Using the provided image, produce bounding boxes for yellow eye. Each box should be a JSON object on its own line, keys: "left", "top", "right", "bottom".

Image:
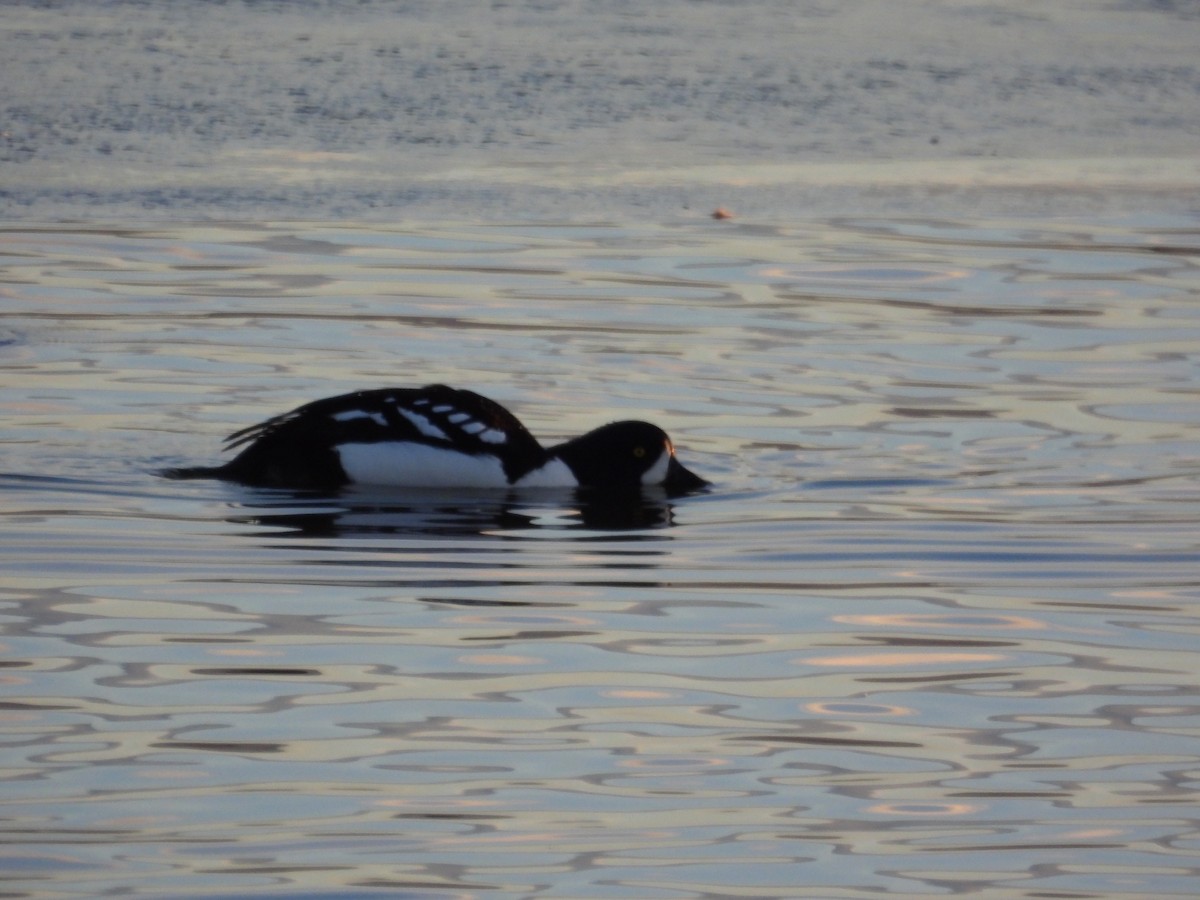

{"left": 632, "top": 446, "right": 646, "bottom": 458}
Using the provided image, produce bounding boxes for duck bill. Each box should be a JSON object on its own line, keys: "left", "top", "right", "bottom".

{"left": 663, "top": 455, "right": 709, "bottom": 493}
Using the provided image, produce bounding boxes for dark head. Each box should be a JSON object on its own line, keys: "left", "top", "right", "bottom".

{"left": 549, "top": 420, "right": 709, "bottom": 493}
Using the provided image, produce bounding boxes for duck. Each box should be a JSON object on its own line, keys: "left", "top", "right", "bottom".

{"left": 164, "top": 384, "right": 709, "bottom": 493}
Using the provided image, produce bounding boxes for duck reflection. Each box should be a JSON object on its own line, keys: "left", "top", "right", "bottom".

{"left": 222, "top": 485, "right": 689, "bottom": 539}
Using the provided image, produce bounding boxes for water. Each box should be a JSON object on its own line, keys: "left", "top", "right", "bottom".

{"left": 2, "top": 217, "right": 1199, "bottom": 898}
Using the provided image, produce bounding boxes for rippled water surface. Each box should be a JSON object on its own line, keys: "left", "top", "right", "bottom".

{"left": 2, "top": 218, "right": 1199, "bottom": 898}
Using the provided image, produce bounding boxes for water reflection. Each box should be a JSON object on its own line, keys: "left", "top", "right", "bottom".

{"left": 216, "top": 485, "right": 692, "bottom": 538}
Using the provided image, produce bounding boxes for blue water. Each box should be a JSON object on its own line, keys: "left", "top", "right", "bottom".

{"left": 2, "top": 216, "right": 1199, "bottom": 898}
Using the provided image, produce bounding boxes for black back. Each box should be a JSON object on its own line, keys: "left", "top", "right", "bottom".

{"left": 204, "top": 385, "right": 546, "bottom": 487}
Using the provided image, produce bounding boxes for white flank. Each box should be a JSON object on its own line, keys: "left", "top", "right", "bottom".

{"left": 513, "top": 458, "right": 576, "bottom": 488}
{"left": 640, "top": 449, "right": 671, "bottom": 485}
{"left": 331, "top": 410, "right": 388, "bottom": 426}
{"left": 337, "top": 442, "right": 509, "bottom": 487}
{"left": 396, "top": 408, "right": 448, "bottom": 440}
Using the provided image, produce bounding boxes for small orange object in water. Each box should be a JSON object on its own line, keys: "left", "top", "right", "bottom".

{"left": 711, "top": 207, "right": 734, "bottom": 219}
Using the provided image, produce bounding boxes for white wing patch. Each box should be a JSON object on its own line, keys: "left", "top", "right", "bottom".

{"left": 337, "top": 442, "right": 510, "bottom": 487}
{"left": 478, "top": 428, "right": 508, "bottom": 445}
{"left": 331, "top": 410, "right": 388, "bottom": 427}
{"left": 396, "top": 408, "right": 448, "bottom": 440}
{"left": 409, "top": 399, "right": 510, "bottom": 445}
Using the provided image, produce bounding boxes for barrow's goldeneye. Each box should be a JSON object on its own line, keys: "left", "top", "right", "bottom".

{"left": 164, "top": 384, "right": 709, "bottom": 493}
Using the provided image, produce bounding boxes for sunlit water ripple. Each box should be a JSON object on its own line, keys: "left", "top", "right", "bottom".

{"left": 2, "top": 217, "right": 1199, "bottom": 898}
